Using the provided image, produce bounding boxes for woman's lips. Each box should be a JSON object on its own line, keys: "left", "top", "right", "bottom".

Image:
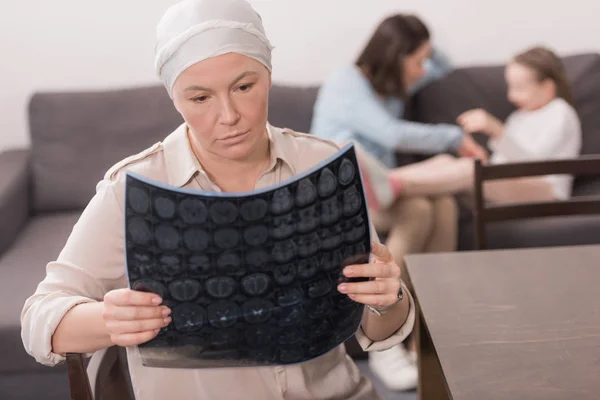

{"left": 219, "top": 130, "right": 249, "bottom": 143}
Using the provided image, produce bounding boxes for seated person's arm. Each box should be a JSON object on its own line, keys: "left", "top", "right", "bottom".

{"left": 338, "top": 88, "right": 464, "bottom": 155}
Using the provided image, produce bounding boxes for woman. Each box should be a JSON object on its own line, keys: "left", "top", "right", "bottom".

{"left": 310, "top": 15, "right": 486, "bottom": 391}
{"left": 21, "top": 1, "right": 415, "bottom": 399}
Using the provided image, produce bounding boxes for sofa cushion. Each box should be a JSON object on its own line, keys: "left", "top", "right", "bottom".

{"left": 0, "top": 149, "right": 30, "bottom": 256}
{"left": 563, "top": 53, "right": 600, "bottom": 155}
{"left": 0, "top": 212, "right": 80, "bottom": 374}
{"left": 29, "top": 86, "right": 183, "bottom": 213}
{"left": 0, "top": 371, "right": 70, "bottom": 400}
{"left": 563, "top": 54, "right": 600, "bottom": 190}
{"left": 268, "top": 84, "right": 319, "bottom": 134}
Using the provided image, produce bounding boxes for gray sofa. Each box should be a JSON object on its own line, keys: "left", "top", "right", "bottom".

{"left": 1, "top": 53, "right": 599, "bottom": 399}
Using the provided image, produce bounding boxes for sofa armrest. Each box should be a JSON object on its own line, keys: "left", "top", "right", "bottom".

{"left": 0, "top": 149, "right": 31, "bottom": 256}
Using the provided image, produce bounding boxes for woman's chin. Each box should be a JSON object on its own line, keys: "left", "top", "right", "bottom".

{"left": 217, "top": 140, "right": 257, "bottom": 161}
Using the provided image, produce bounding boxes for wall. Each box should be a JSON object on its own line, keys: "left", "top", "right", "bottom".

{"left": 0, "top": 0, "right": 597, "bottom": 150}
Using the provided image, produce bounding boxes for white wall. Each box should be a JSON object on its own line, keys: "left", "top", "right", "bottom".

{"left": 1, "top": 0, "right": 598, "bottom": 151}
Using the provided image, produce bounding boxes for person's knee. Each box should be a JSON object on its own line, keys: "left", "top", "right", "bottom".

{"left": 457, "top": 157, "right": 475, "bottom": 172}
{"left": 433, "top": 153, "right": 455, "bottom": 164}
{"left": 434, "top": 195, "right": 458, "bottom": 216}
{"left": 401, "top": 196, "right": 434, "bottom": 220}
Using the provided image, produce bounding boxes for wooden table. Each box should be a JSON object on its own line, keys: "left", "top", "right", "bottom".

{"left": 405, "top": 245, "right": 600, "bottom": 400}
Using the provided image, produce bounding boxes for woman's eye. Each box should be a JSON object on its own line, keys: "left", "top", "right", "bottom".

{"left": 193, "top": 95, "right": 209, "bottom": 103}
{"left": 238, "top": 84, "right": 253, "bottom": 92}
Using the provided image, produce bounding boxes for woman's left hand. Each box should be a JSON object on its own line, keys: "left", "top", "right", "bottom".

{"left": 337, "top": 242, "right": 402, "bottom": 309}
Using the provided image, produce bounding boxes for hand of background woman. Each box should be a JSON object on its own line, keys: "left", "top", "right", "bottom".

{"left": 102, "top": 289, "right": 171, "bottom": 347}
{"left": 457, "top": 108, "right": 503, "bottom": 138}
{"left": 457, "top": 133, "right": 489, "bottom": 163}
{"left": 337, "top": 242, "right": 402, "bottom": 309}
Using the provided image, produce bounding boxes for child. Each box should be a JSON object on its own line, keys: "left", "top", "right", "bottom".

{"left": 358, "top": 46, "right": 582, "bottom": 208}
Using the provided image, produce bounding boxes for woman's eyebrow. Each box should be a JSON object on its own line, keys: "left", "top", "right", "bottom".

{"left": 184, "top": 84, "right": 211, "bottom": 92}
{"left": 231, "top": 71, "right": 258, "bottom": 85}
{"left": 184, "top": 71, "right": 258, "bottom": 92}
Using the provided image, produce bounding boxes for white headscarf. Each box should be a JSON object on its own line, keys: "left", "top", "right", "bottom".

{"left": 155, "top": 0, "right": 274, "bottom": 96}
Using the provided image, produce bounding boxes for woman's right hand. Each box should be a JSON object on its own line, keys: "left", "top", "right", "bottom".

{"left": 102, "top": 289, "right": 171, "bottom": 347}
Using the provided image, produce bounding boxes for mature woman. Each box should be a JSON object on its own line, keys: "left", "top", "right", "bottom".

{"left": 21, "top": 1, "right": 414, "bottom": 399}
{"left": 311, "top": 15, "right": 487, "bottom": 391}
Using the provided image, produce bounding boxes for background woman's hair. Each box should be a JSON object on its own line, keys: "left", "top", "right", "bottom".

{"left": 514, "top": 46, "right": 574, "bottom": 106}
{"left": 356, "top": 14, "right": 430, "bottom": 98}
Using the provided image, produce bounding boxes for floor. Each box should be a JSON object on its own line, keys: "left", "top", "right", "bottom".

{"left": 356, "top": 360, "right": 418, "bottom": 400}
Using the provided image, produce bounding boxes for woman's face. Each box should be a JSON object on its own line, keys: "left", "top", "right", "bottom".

{"left": 505, "top": 61, "right": 555, "bottom": 111}
{"left": 403, "top": 40, "right": 432, "bottom": 89}
{"left": 171, "top": 53, "right": 271, "bottom": 161}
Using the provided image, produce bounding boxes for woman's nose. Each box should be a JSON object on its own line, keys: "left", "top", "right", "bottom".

{"left": 219, "top": 96, "right": 241, "bottom": 125}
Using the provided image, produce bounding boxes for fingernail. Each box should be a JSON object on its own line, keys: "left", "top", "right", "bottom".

{"left": 344, "top": 267, "right": 354, "bottom": 276}
{"left": 163, "top": 317, "right": 172, "bottom": 324}
{"left": 338, "top": 284, "right": 348, "bottom": 293}
{"left": 349, "top": 294, "right": 356, "bottom": 299}
{"left": 152, "top": 297, "right": 162, "bottom": 305}
{"left": 162, "top": 307, "right": 171, "bottom": 317}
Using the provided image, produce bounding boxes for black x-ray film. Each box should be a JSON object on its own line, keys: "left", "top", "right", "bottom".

{"left": 124, "top": 143, "right": 372, "bottom": 368}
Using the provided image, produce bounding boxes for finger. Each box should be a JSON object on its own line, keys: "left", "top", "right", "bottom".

{"left": 103, "top": 305, "right": 171, "bottom": 321}
{"left": 338, "top": 280, "right": 390, "bottom": 295}
{"left": 104, "top": 288, "right": 162, "bottom": 307}
{"left": 110, "top": 329, "right": 161, "bottom": 347}
{"left": 344, "top": 262, "right": 400, "bottom": 279}
{"left": 347, "top": 294, "right": 400, "bottom": 309}
{"left": 370, "top": 241, "right": 393, "bottom": 263}
{"left": 106, "top": 317, "right": 171, "bottom": 335}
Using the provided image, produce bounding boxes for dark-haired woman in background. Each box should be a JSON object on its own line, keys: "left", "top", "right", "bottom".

{"left": 311, "top": 14, "right": 487, "bottom": 391}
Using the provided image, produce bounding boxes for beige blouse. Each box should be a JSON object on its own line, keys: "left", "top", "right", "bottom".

{"left": 21, "top": 123, "right": 415, "bottom": 400}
